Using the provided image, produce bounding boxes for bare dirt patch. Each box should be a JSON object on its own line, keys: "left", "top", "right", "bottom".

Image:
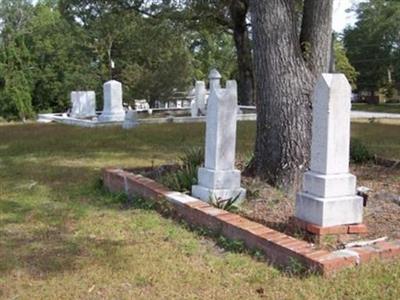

{"left": 352, "top": 164, "right": 400, "bottom": 240}
{"left": 133, "top": 162, "right": 400, "bottom": 249}
{"left": 240, "top": 164, "right": 400, "bottom": 245}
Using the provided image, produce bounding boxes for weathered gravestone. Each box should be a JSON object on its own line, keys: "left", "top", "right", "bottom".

{"left": 70, "top": 91, "right": 96, "bottom": 118}
{"left": 99, "top": 80, "right": 125, "bottom": 122}
{"left": 190, "top": 99, "right": 198, "bottom": 117}
{"left": 122, "top": 110, "right": 139, "bottom": 129}
{"left": 192, "top": 70, "right": 246, "bottom": 202}
{"left": 191, "top": 81, "right": 207, "bottom": 117}
{"left": 295, "top": 73, "right": 363, "bottom": 227}
{"left": 195, "top": 80, "right": 207, "bottom": 115}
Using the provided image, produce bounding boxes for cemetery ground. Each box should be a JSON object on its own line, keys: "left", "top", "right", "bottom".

{"left": 352, "top": 103, "right": 400, "bottom": 114}
{"left": 0, "top": 122, "right": 399, "bottom": 299}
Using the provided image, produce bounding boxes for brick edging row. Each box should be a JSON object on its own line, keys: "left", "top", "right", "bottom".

{"left": 103, "top": 167, "right": 400, "bottom": 276}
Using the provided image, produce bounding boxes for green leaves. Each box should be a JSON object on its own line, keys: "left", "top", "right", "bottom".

{"left": 343, "top": 0, "right": 400, "bottom": 93}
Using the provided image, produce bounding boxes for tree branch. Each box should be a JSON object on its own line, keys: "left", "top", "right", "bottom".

{"left": 300, "top": 0, "right": 333, "bottom": 75}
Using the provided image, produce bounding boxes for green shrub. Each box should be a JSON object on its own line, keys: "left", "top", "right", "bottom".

{"left": 160, "top": 147, "right": 204, "bottom": 193}
{"left": 350, "top": 138, "right": 372, "bottom": 163}
{"left": 209, "top": 193, "right": 241, "bottom": 212}
{"left": 179, "top": 147, "right": 204, "bottom": 171}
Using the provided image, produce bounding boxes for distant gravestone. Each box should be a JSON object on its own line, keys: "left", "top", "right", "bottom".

{"left": 122, "top": 110, "right": 139, "bottom": 129}
{"left": 190, "top": 99, "right": 198, "bottom": 117}
{"left": 195, "top": 81, "right": 207, "bottom": 115}
{"left": 99, "top": 80, "right": 125, "bottom": 122}
{"left": 295, "top": 74, "right": 363, "bottom": 227}
{"left": 134, "top": 99, "right": 150, "bottom": 111}
{"left": 192, "top": 70, "right": 246, "bottom": 202}
{"left": 70, "top": 91, "right": 96, "bottom": 119}
{"left": 190, "top": 81, "right": 207, "bottom": 117}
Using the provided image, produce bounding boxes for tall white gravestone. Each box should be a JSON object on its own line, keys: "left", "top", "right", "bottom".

{"left": 192, "top": 70, "right": 246, "bottom": 202}
{"left": 70, "top": 91, "right": 96, "bottom": 118}
{"left": 99, "top": 80, "right": 125, "bottom": 122}
{"left": 295, "top": 73, "right": 363, "bottom": 227}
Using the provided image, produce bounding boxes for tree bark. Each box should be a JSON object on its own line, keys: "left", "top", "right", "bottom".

{"left": 229, "top": 0, "right": 254, "bottom": 105}
{"left": 249, "top": 0, "right": 332, "bottom": 193}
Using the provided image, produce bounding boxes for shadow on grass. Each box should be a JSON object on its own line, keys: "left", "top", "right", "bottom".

{"left": 114, "top": 191, "right": 314, "bottom": 278}
{"left": 0, "top": 157, "right": 312, "bottom": 279}
{"left": 0, "top": 224, "right": 134, "bottom": 279}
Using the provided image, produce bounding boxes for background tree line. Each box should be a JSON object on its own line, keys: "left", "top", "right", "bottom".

{"left": 0, "top": 0, "right": 398, "bottom": 192}
{"left": 0, "top": 0, "right": 238, "bottom": 120}
{"left": 0, "top": 0, "right": 369, "bottom": 122}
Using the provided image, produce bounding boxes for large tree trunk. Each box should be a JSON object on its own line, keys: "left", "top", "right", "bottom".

{"left": 249, "top": 0, "right": 332, "bottom": 193}
{"left": 229, "top": 0, "right": 254, "bottom": 105}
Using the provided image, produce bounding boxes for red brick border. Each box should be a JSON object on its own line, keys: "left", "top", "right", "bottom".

{"left": 103, "top": 167, "right": 400, "bottom": 276}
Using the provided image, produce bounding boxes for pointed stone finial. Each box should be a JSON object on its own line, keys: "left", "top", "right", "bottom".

{"left": 209, "top": 69, "right": 222, "bottom": 91}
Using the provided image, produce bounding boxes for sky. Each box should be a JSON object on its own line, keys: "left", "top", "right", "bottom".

{"left": 333, "top": 0, "right": 367, "bottom": 32}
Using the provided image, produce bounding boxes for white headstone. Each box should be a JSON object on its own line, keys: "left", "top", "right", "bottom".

{"left": 99, "top": 80, "right": 125, "bottom": 122}
{"left": 122, "top": 110, "right": 139, "bottom": 129}
{"left": 195, "top": 81, "right": 207, "bottom": 115}
{"left": 192, "top": 70, "right": 246, "bottom": 203}
{"left": 295, "top": 73, "right": 363, "bottom": 227}
{"left": 190, "top": 99, "right": 198, "bottom": 117}
{"left": 135, "top": 99, "right": 150, "bottom": 111}
{"left": 70, "top": 91, "right": 96, "bottom": 118}
{"left": 209, "top": 69, "right": 221, "bottom": 91}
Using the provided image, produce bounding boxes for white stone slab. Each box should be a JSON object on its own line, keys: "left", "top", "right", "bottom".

{"left": 165, "top": 191, "right": 199, "bottom": 205}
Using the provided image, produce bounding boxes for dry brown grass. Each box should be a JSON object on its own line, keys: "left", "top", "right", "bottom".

{"left": 0, "top": 122, "right": 400, "bottom": 299}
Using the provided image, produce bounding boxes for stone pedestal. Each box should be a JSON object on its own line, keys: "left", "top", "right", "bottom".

{"left": 70, "top": 91, "right": 96, "bottom": 118}
{"left": 192, "top": 70, "right": 246, "bottom": 202}
{"left": 99, "top": 80, "right": 125, "bottom": 122}
{"left": 295, "top": 74, "right": 363, "bottom": 227}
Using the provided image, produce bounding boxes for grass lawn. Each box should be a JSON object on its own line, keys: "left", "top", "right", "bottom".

{"left": 352, "top": 103, "right": 400, "bottom": 114}
{"left": 352, "top": 122, "right": 400, "bottom": 160}
{"left": 0, "top": 122, "right": 400, "bottom": 299}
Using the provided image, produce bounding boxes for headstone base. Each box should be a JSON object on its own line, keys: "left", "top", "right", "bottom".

{"left": 303, "top": 172, "right": 356, "bottom": 198}
{"left": 99, "top": 112, "right": 125, "bottom": 122}
{"left": 192, "top": 185, "right": 246, "bottom": 203}
{"left": 197, "top": 167, "right": 241, "bottom": 189}
{"left": 295, "top": 193, "right": 363, "bottom": 227}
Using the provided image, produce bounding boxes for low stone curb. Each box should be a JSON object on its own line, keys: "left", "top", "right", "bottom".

{"left": 103, "top": 167, "right": 400, "bottom": 276}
